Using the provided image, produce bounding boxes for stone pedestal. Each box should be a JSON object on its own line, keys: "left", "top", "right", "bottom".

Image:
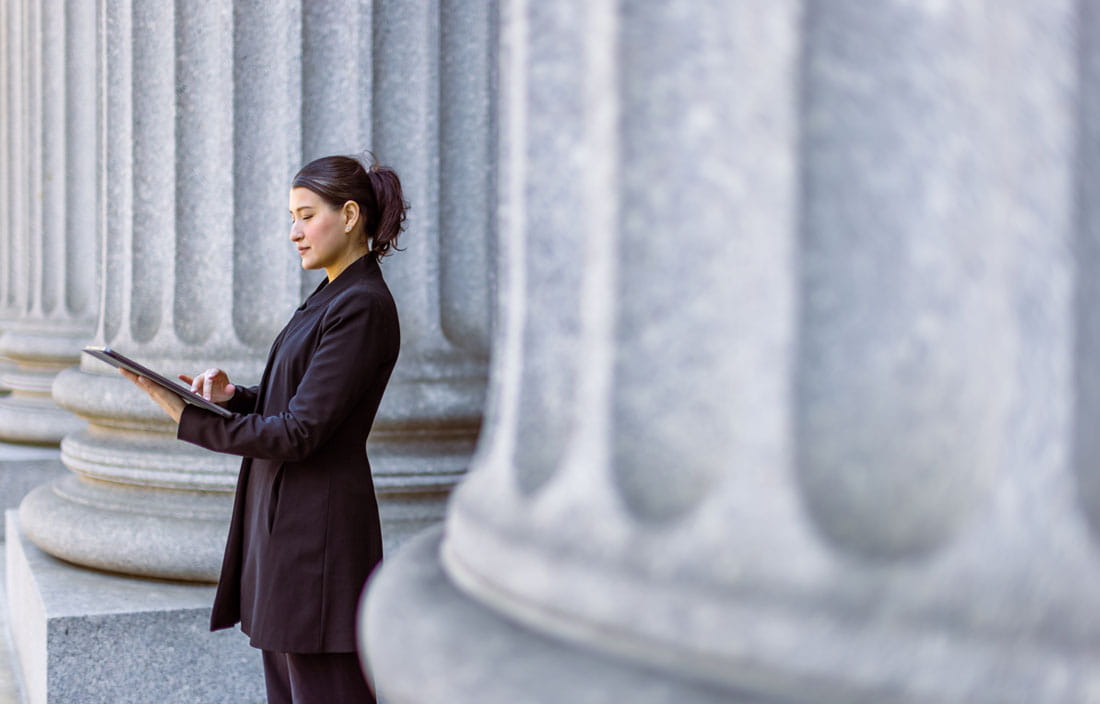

{"left": 6, "top": 511, "right": 264, "bottom": 704}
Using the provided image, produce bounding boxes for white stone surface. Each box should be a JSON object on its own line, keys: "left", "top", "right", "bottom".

{"left": 0, "top": 556, "right": 24, "bottom": 704}
{"left": 6, "top": 511, "right": 263, "bottom": 704}
{"left": 365, "top": 0, "right": 494, "bottom": 526}
{"left": 0, "top": 0, "right": 97, "bottom": 446}
{"left": 364, "top": 528, "right": 751, "bottom": 704}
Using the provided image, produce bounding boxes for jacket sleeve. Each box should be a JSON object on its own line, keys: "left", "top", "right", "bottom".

{"left": 177, "top": 294, "right": 394, "bottom": 461}
{"left": 225, "top": 385, "right": 258, "bottom": 414}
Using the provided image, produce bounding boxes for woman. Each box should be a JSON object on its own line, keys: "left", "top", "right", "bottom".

{"left": 124, "top": 154, "right": 405, "bottom": 703}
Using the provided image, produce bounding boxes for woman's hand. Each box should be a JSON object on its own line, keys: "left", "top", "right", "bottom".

{"left": 179, "top": 368, "right": 237, "bottom": 404}
{"left": 120, "top": 369, "right": 186, "bottom": 424}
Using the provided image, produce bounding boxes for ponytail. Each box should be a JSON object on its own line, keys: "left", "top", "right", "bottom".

{"left": 365, "top": 164, "right": 407, "bottom": 258}
{"left": 292, "top": 152, "right": 409, "bottom": 259}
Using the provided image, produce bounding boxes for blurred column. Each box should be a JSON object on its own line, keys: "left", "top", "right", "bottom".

{"left": 19, "top": 0, "right": 305, "bottom": 581}
{"left": 364, "top": 2, "right": 1100, "bottom": 703}
{"left": 435, "top": 0, "right": 805, "bottom": 693}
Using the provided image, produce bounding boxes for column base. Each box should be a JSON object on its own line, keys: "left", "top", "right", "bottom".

{"left": 5, "top": 511, "right": 265, "bottom": 704}
{"left": 377, "top": 489, "right": 451, "bottom": 554}
{"left": 0, "top": 328, "right": 90, "bottom": 445}
{"left": 360, "top": 527, "right": 750, "bottom": 704}
{"left": 0, "top": 394, "right": 84, "bottom": 446}
{"left": 0, "top": 444, "right": 66, "bottom": 538}
{"left": 369, "top": 425, "right": 473, "bottom": 554}
{"left": 18, "top": 476, "right": 231, "bottom": 583}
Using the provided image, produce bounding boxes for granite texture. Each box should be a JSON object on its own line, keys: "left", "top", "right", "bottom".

{"left": 365, "top": 1, "right": 1100, "bottom": 703}
{"left": 366, "top": 0, "right": 493, "bottom": 507}
{"left": 18, "top": 477, "right": 232, "bottom": 582}
{"left": 6, "top": 511, "right": 264, "bottom": 704}
{"left": 0, "top": 0, "right": 96, "bottom": 446}
{"left": 0, "top": 543, "right": 26, "bottom": 704}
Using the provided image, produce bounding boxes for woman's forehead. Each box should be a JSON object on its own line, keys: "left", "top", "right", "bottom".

{"left": 289, "top": 187, "right": 323, "bottom": 210}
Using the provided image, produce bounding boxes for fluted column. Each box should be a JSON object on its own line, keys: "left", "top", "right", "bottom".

{"left": 364, "top": 1, "right": 1100, "bottom": 702}
{"left": 0, "top": 0, "right": 10, "bottom": 325}
{"left": 19, "top": 0, "right": 306, "bottom": 582}
{"left": 364, "top": 0, "right": 493, "bottom": 544}
{"left": 0, "top": 0, "right": 29, "bottom": 390}
{"left": 443, "top": 0, "right": 806, "bottom": 686}
{"left": 0, "top": 0, "right": 97, "bottom": 445}
{"left": 303, "top": 0, "right": 494, "bottom": 546}
{"left": 0, "top": 0, "right": 14, "bottom": 397}
{"left": 17, "top": 0, "right": 494, "bottom": 581}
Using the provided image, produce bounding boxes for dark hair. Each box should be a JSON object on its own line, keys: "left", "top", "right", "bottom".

{"left": 292, "top": 153, "right": 408, "bottom": 258}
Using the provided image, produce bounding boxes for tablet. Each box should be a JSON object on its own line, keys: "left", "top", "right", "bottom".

{"left": 82, "top": 346, "right": 235, "bottom": 418}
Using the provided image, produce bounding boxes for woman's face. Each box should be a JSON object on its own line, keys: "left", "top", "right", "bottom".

{"left": 288, "top": 187, "right": 358, "bottom": 278}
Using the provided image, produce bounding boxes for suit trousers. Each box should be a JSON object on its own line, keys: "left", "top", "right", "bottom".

{"left": 261, "top": 650, "right": 377, "bottom": 704}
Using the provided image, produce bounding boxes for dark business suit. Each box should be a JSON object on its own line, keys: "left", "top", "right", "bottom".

{"left": 177, "top": 253, "right": 398, "bottom": 662}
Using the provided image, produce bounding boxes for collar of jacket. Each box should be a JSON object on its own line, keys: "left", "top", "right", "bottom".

{"left": 297, "top": 253, "right": 380, "bottom": 311}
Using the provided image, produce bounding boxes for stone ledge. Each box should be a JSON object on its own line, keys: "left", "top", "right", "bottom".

{"left": 360, "top": 526, "right": 757, "bottom": 704}
{"left": 5, "top": 511, "right": 264, "bottom": 704}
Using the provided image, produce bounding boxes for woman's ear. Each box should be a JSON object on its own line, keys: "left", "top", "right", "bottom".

{"left": 342, "top": 200, "right": 360, "bottom": 233}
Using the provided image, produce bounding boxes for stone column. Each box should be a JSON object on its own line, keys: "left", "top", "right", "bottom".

{"left": 294, "top": 0, "right": 495, "bottom": 547}
{"left": 0, "top": 0, "right": 94, "bottom": 535}
{"left": 0, "top": 0, "right": 97, "bottom": 446}
{"left": 16, "top": 0, "right": 494, "bottom": 581}
{"left": 5, "top": 2, "right": 493, "bottom": 701}
{"left": 350, "top": 0, "right": 495, "bottom": 547}
{"left": 18, "top": 0, "right": 305, "bottom": 583}
{"left": 0, "top": 0, "right": 11, "bottom": 328}
{"left": 0, "top": 0, "right": 27, "bottom": 390}
{"left": 363, "top": 2, "right": 1100, "bottom": 702}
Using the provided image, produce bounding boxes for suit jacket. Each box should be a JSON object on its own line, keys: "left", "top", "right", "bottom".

{"left": 177, "top": 253, "right": 399, "bottom": 653}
